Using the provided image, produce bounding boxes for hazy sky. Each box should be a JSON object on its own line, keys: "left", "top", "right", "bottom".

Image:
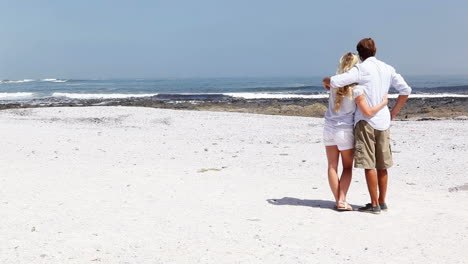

{"left": 0, "top": 0, "right": 467, "bottom": 79}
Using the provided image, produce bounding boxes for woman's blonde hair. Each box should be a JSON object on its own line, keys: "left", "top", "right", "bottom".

{"left": 334, "top": 52, "right": 359, "bottom": 112}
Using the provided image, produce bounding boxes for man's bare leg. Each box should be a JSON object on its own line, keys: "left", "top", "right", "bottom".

{"left": 365, "top": 169, "right": 379, "bottom": 206}
{"left": 377, "top": 169, "right": 388, "bottom": 204}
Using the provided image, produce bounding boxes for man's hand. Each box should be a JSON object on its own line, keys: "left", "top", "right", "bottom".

{"left": 322, "top": 77, "right": 331, "bottom": 90}
{"left": 390, "top": 95, "right": 409, "bottom": 120}
{"left": 390, "top": 109, "right": 398, "bottom": 120}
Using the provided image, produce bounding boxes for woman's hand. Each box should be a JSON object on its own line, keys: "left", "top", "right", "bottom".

{"left": 382, "top": 94, "right": 388, "bottom": 105}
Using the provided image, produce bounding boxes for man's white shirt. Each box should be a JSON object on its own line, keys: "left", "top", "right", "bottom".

{"left": 330, "top": 57, "right": 411, "bottom": 130}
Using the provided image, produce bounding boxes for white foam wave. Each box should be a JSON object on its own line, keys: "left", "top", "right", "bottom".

{"left": 225, "top": 92, "right": 468, "bottom": 99}
{"left": 397, "top": 93, "right": 468, "bottom": 98}
{"left": 0, "top": 78, "right": 69, "bottom": 84}
{"left": 41, "top": 78, "right": 68, "bottom": 83}
{"left": 52, "top": 93, "right": 158, "bottom": 99}
{"left": 1, "top": 79, "right": 35, "bottom": 84}
{"left": 224, "top": 93, "right": 329, "bottom": 99}
{"left": 290, "top": 83, "right": 306, "bottom": 87}
{"left": 0, "top": 92, "right": 34, "bottom": 100}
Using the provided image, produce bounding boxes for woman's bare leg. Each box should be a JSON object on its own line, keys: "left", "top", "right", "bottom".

{"left": 325, "top": 146, "right": 340, "bottom": 204}
{"left": 338, "top": 149, "right": 353, "bottom": 204}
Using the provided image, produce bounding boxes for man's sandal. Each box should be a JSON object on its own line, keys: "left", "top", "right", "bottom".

{"left": 380, "top": 203, "right": 388, "bottom": 211}
{"left": 358, "top": 203, "right": 381, "bottom": 214}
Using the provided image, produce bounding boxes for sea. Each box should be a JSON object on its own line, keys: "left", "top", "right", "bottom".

{"left": 1, "top": 76, "right": 468, "bottom": 102}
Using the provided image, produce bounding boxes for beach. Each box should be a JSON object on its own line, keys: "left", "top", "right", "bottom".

{"left": 1, "top": 106, "right": 467, "bottom": 263}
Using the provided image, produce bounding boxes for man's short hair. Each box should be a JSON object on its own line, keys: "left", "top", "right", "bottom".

{"left": 356, "top": 38, "right": 377, "bottom": 61}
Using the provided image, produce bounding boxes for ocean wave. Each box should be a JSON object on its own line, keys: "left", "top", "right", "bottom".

{"left": 52, "top": 93, "right": 158, "bottom": 99}
{"left": 400, "top": 93, "right": 468, "bottom": 98}
{"left": 0, "top": 78, "right": 69, "bottom": 84}
{"left": 224, "top": 93, "right": 329, "bottom": 99}
{"left": 410, "top": 85, "right": 468, "bottom": 94}
{"left": 225, "top": 92, "right": 468, "bottom": 99}
{"left": 236, "top": 85, "right": 323, "bottom": 93}
{"left": 41, "top": 78, "right": 68, "bottom": 83}
{"left": 155, "top": 93, "right": 232, "bottom": 100}
{"left": 0, "top": 79, "right": 35, "bottom": 84}
{"left": 290, "top": 83, "right": 307, "bottom": 87}
{"left": 0, "top": 92, "right": 35, "bottom": 100}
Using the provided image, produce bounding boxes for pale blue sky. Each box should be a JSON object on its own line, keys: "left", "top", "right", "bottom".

{"left": 0, "top": 0, "right": 467, "bottom": 79}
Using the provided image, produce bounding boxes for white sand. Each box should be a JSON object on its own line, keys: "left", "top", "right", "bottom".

{"left": 0, "top": 106, "right": 467, "bottom": 263}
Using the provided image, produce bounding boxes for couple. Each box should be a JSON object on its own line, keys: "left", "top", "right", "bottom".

{"left": 322, "top": 38, "right": 411, "bottom": 214}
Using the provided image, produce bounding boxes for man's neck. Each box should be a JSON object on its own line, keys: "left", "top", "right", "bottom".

{"left": 362, "top": 56, "right": 376, "bottom": 62}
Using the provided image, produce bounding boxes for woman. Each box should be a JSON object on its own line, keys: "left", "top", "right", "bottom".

{"left": 323, "top": 52, "right": 388, "bottom": 211}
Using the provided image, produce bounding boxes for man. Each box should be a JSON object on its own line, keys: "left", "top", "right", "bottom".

{"left": 322, "top": 38, "right": 411, "bottom": 214}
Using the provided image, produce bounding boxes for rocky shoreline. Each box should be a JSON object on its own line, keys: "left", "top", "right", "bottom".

{"left": 1, "top": 96, "right": 467, "bottom": 120}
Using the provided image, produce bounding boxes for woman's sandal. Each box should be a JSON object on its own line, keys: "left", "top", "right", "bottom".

{"left": 336, "top": 201, "right": 353, "bottom": 211}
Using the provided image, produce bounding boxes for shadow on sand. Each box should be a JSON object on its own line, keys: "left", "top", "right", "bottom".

{"left": 267, "top": 197, "right": 360, "bottom": 211}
